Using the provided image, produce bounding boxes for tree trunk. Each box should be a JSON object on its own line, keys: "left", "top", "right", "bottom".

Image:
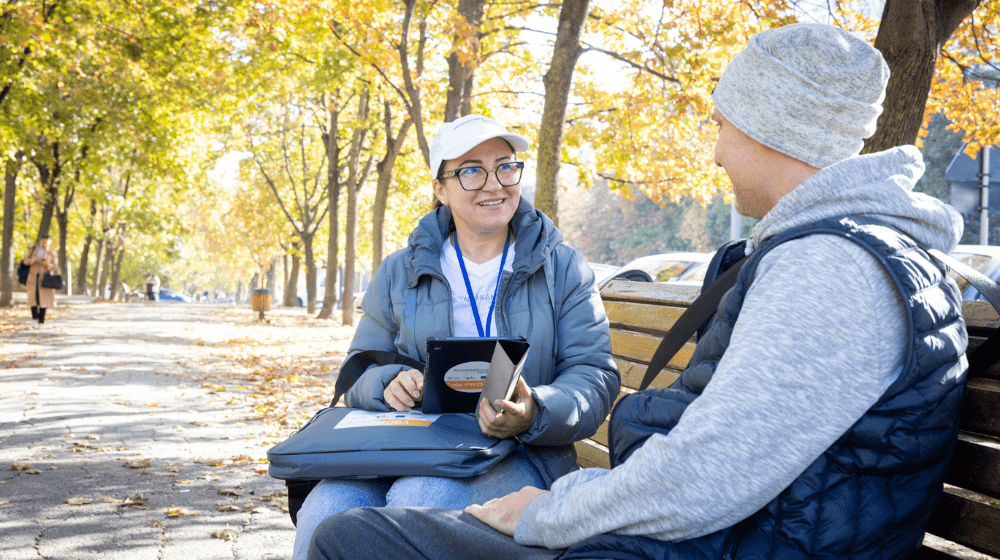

{"left": 342, "top": 91, "right": 372, "bottom": 326}
{"left": 303, "top": 232, "right": 317, "bottom": 314}
{"left": 534, "top": 0, "right": 590, "bottom": 226}
{"left": 32, "top": 139, "right": 61, "bottom": 239}
{"left": 372, "top": 103, "right": 412, "bottom": 270}
{"left": 110, "top": 240, "right": 125, "bottom": 301}
{"left": 318, "top": 102, "right": 342, "bottom": 320}
{"left": 284, "top": 242, "right": 301, "bottom": 307}
{"left": 76, "top": 200, "right": 96, "bottom": 296}
{"left": 864, "top": 0, "right": 980, "bottom": 153}
{"left": 55, "top": 206, "right": 69, "bottom": 294}
{"left": 76, "top": 233, "right": 91, "bottom": 295}
{"left": 98, "top": 238, "right": 114, "bottom": 298}
{"left": 35, "top": 164, "right": 57, "bottom": 238}
{"left": 444, "top": 0, "right": 486, "bottom": 122}
{"left": 1, "top": 151, "right": 23, "bottom": 308}
{"left": 397, "top": 0, "right": 432, "bottom": 168}
{"left": 92, "top": 237, "right": 105, "bottom": 296}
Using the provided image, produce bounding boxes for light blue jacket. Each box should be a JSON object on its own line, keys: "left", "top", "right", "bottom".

{"left": 344, "top": 197, "right": 620, "bottom": 484}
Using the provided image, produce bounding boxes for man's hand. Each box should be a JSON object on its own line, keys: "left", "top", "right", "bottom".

{"left": 477, "top": 375, "right": 537, "bottom": 439}
{"left": 383, "top": 369, "right": 423, "bottom": 411}
{"left": 465, "top": 486, "right": 547, "bottom": 536}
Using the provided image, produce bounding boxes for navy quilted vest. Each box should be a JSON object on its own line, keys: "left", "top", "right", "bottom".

{"left": 565, "top": 217, "right": 968, "bottom": 560}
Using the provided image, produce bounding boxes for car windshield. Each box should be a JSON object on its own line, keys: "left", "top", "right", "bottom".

{"left": 619, "top": 252, "right": 713, "bottom": 283}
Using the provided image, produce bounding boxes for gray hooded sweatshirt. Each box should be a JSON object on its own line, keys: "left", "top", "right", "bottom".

{"left": 514, "top": 145, "right": 964, "bottom": 548}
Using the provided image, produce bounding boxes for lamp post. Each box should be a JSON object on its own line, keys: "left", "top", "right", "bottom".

{"left": 981, "top": 145, "right": 991, "bottom": 245}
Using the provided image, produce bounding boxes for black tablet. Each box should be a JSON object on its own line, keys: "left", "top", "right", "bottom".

{"left": 422, "top": 337, "right": 529, "bottom": 414}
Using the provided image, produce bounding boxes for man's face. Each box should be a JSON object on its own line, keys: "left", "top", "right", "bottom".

{"left": 711, "top": 108, "right": 775, "bottom": 220}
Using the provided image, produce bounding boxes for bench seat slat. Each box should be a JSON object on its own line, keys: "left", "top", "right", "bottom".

{"left": 945, "top": 433, "right": 1000, "bottom": 500}
{"left": 962, "top": 379, "right": 1000, "bottom": 438}
{"left": 923, "top": 487, "right": 1000, "bottom": 558}
{"left": 574, "top": 439, "right": 611, "bottom": 470}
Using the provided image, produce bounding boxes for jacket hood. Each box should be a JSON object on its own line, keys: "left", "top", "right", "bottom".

{"left": 403, "top": 196, "right": 563, "bottom": 287}
{"left": 753, "top": 145, "right": 964, "bottom": 254}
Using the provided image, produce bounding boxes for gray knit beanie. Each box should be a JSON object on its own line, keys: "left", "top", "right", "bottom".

{"left": 712, "top": 23, "right": 890, "bottom": 169}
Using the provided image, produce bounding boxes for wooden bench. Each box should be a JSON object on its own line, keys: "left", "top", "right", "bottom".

{"left": 578, "top": 279, "right": 1000, "bottom": 559}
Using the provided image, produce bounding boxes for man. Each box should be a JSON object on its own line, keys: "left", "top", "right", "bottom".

{"left": 308, "top": 23, "right": 968, "bottom": 560}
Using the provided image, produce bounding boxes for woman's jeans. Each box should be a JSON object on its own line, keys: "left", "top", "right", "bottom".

{"left": 291, "top": 446, "right": 545, "bottom": 560}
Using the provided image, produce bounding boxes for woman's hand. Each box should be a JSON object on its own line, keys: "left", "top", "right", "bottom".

{"left": 464, "top": 486, "right": 547, "bottom": 537}
{"left": 383, "top": 368, "right": 424, "bottom": 411}
{"left": 477, "top": 375, "right": 537, "bottom": 439}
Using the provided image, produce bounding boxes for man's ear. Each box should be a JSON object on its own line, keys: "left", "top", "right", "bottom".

{"left": 433, "top": 179, "right": 449, "bottom": 206}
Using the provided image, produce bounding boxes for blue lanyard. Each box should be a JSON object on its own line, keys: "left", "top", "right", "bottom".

{"left": 454, "top": 230, "right": 511, "bottom": 337}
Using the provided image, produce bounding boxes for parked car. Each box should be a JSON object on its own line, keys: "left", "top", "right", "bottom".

{"left": 158, "top": 288, "right": 192, "bottom": 303}
{"left": 670, "top": 258, "right": 713, "bottom": 286}
{"left": 947, "top": 244, "right": 1000, "bottom": 301}
{"left": 588, "top": 262, "right": 621, "bottom": 287}
{"left": 613, "top": 251, "right": 716, "bottom": 284}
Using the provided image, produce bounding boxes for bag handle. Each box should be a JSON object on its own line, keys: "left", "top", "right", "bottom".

{"left": 927, "top": 249, "right": 1000, "bottom": 378}
{"left": 331, "top": 350, "right": 424, "bottom": 407}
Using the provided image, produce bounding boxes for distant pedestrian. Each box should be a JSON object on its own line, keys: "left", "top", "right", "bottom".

{"left": 145, "top": 273, "right": 161, "bottom": 301}
{"left": 22, "top": 235, "right": 58, "bottom": 326}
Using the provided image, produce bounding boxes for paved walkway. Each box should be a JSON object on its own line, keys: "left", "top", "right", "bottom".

{"left": 1, "top": 299, "right": 355, "bottom": 559}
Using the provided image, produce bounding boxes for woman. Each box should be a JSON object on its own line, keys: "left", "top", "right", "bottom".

{"left": 292, "top": 114, "right": 620, "bottom": 559}
{"left": 23, "top": 235, "right": 59, "bottom": 325}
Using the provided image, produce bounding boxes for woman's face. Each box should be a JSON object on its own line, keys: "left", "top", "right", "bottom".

{"left": 38, "top": 238, "right": 50, "bottom": 249}
{"left": 433, "top": 137, "right": 520, "bottom": 239}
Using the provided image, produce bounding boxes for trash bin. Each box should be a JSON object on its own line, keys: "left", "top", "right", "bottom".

{"left": 252, "top": 288, "right": 271, "bottom": 321}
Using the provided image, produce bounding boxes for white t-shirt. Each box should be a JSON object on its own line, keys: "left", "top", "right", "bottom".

{"left": 440, "top": 235, "right": 516, "bottom": 337}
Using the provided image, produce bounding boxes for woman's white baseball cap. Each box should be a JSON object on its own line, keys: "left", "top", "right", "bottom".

{"left": 429, "top": 115, "right": 529, "bottom": 178}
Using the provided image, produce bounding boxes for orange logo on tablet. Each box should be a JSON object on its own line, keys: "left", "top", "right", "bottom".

{"left": 444, "top": 362, "right": 489, "bottom": 393}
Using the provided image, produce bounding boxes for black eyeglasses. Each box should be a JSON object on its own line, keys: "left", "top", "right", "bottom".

{"left": 437, "top": 161, "right": 525, "bottom": 191}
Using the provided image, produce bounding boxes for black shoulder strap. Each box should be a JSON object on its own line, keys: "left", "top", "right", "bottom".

{"left": 927, "top": 249, "right": 1000, "bottom": 378}
{"left": 638, "top": 255, "right": 748, "bottom": 391}
{"left": 332, "top": 350, "right": 425, "bottom": 407}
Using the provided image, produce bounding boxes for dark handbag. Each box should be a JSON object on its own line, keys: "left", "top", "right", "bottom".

{"left": 17, "top": 261, "right": 30, "bottom": 285}
{"left": 269, "top": 349, "right": 519, "bottom": 526}
{"left": 41, "top": 272, "right": 64, "bottom": 290}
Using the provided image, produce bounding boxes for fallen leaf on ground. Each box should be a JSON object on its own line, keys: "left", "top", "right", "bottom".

{"left": 98, "top": 496, "right": 123, "bottom": 503}
{"left": 124, "top": 459, "right": 152, "bottom": 469}
{"left": 64, "top": 497, "right": 93, "bottom": 505}
{"left": 165, "top": 506, "right": 198, "bottom": 517}
{"left": 121, "top": 495, "right": 148, "bottom": 508}
{"left": 218, "top": 488, "right": 243, "bottom": 497}
{"left": 212, "top": 528, "right": 238, "bottom": 541}
{"left": 148, "top": 520, "right": 167, "bottom": 528}
{"left": 9, "top": 463, "right": 33, "bottom": 471}
{"left": 216, "top": 505, "right": 241, "bottom": 512}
